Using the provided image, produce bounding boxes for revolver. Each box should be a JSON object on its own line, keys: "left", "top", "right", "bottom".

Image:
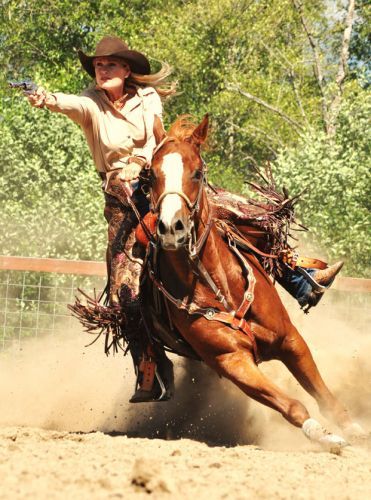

{"left": 8, "top": 80, "right": 38, "bottom": 94}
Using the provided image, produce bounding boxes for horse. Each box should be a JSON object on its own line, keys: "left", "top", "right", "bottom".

{"left": 139, "top": 114, "right": 366, "bottom": 451}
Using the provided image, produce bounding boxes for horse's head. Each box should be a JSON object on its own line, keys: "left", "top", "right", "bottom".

{"left": 149, "top": 114, "right": 209, "bottom": 251}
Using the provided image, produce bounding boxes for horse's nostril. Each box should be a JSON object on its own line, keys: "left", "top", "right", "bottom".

{"left": 158, "top": 221, "right": 167, "bottom": 235}
{"left": 175, "top": 220, "right": 184, "bottom": 231}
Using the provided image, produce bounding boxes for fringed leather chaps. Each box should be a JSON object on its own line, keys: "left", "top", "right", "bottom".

{"left": 103, "top": 193, "right": 142, "bottom": 305}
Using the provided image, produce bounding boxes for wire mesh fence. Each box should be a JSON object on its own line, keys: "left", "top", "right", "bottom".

{"left": 0, "top": 258, "right": 370, "bottom": 353}
{"left": 0, "top": 270, "right": 106, "bottom": 351}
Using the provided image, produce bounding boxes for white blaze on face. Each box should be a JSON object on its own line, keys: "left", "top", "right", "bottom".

{"left": 160, "top": 152, "right": 184, "bottom": 225}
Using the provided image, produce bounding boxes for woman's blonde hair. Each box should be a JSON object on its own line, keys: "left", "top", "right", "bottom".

{"left": 128, "top": 62, "right": 177, "bottom": 99}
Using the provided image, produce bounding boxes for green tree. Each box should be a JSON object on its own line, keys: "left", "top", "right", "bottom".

{"left": 0, "top": 0, "right": 368, "bottom": 276}
{"left": 0, "top": 98, "right": 105, "bottom": 259}
{"left": 273, "top": 91, "right": 371, "bottom": 276}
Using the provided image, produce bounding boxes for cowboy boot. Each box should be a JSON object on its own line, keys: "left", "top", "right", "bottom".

{"left": 129, "top": 344, "right": 174, "bottom": 403}
{"left": 312, "top": 261, "right": 344, "bottom": 287}
{"left": 302, "top": 261, "right": 344, "bottom": 312}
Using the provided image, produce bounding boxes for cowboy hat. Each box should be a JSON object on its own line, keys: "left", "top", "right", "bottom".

{"left": 78, "top": 36, "right": 151, "bottom": 77}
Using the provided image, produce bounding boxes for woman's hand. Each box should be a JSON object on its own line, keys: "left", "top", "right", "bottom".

{"left": 27, "top": 87, "right": 55, "bottom": 108}
{"left": 119, "top": 157, "right": 146, "bottom": 181}
{"left": 119, "top": 163, "right": 142, "bottom": 181}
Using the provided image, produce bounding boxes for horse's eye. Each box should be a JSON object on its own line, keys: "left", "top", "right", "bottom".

{"left": 192, "top": 170, "right": 203, "bottom": 182}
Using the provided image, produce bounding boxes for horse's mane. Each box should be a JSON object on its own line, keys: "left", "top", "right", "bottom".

{"left": 167, "top": 114, "right": 198, "bottom": 142}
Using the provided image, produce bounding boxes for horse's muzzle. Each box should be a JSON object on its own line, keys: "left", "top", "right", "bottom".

{"left": 157, "top": 214, "right": 191, "bottom": 251}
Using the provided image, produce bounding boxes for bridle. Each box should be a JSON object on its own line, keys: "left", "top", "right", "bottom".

{"left": 144, "top": 137, "right": 211, "bottom": 255}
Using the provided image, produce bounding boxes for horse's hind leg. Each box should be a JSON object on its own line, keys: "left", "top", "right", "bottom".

{"left": 278, "top": 326, "right": 365, "bottom": 438}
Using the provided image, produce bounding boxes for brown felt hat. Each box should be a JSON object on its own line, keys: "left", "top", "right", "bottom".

{"left": 78, "top": 36, "right": 151, "bottom": 77}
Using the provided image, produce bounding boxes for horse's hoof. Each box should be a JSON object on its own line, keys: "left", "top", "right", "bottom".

{"left": 302, "top": 418, "right": 348, "bottom": 453}
{"left": 318, "top": 434, "right": 348, "bottom": 454}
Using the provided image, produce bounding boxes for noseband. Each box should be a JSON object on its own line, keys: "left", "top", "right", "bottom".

{"left": 154, "top": 189, "right": 196, "bottom": 213}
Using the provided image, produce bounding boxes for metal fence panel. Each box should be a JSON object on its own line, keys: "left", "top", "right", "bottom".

{"left": 0, "top": 270, "right": 105, "bottom": 351}
{"left": 0, "top": 257, "right": 370, "bottom": 352}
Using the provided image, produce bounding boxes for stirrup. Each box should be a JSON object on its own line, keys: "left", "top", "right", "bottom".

{"left": 129, "top": 369, "right": 173, "bottom": 403}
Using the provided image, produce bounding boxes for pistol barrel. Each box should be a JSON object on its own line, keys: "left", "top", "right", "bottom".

{"left": 8, "top": 80, "right": 37, "bottom": 92}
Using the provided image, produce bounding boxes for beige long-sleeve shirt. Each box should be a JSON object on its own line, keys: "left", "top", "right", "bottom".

{"left": 46, "top": 85, "right": 163, "bottom": 173}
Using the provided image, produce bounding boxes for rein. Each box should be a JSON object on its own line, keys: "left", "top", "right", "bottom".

{"left": 122, "top": 182, "right": 156, "bottom": 246}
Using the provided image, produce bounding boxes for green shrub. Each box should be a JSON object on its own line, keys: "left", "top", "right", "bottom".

{"left": 0, "top": 98, "right": 106, "bottom": 260}
{"left": 273, "top": 93, "right": 370, "bottom": 277}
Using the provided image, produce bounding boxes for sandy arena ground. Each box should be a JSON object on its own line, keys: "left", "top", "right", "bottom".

{"left": 0, "top": 293, "right": 370, "bottom": 499}
{"left": 1, "top": 426, "right": 370, "bottom": 499}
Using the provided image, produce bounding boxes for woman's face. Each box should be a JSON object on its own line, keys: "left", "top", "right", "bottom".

{"left": 94, "top": 56, "right": 130, "bottom": 95}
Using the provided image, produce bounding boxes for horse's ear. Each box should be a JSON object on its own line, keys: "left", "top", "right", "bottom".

{"left": 153, "top": 115, "right": 167, "bottom": 145}
{"left": 188, "top": 113, "right": 209, "bottom": 147}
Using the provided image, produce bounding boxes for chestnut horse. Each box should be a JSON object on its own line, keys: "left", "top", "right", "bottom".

{"left": 141, "top": 114, "right": 365, "bottom": 451}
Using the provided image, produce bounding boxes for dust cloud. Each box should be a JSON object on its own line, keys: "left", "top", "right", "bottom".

{"left": 0, "top": 289, "right": 369, "bottom": 450}
{"left": 256, "top": 289, "right": 371, "bottom": 449}
{"left": 0, "top": 328, "right": 258, "bottom": 446}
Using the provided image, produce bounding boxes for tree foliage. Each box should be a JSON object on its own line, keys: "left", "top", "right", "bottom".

{"left": 273, "top": 91, "right": 370, "bottom": 276}
{"left": 0, "top": 0, "right": 369, "bottom": 276}
{"left": 0, "top": 99, "right": 105, "bottom": 259}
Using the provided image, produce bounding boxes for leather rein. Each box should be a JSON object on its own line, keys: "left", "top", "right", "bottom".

{"left": 143, "top": 140, "right": 259, "bottom": 362}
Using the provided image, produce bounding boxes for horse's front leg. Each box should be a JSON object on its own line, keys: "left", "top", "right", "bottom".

{"left": 179, "top": 316, "right": 347, "bottom": 451}
{"left": 276, "top": 324, "right": 367, "bottom": 440}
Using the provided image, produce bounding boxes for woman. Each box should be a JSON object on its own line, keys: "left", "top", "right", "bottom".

{"left": 28, "top": 35, "right": 175, "bottom": 403}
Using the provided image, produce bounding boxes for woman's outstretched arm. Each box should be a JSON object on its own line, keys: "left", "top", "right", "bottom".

{"left": 27, "top": 87, "right": 92, "bottom": 127}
